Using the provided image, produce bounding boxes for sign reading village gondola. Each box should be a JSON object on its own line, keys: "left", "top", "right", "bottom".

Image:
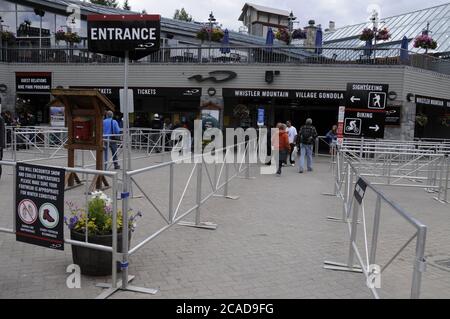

{"left": 87, "top": 14, "right": 161, "bottom": 60}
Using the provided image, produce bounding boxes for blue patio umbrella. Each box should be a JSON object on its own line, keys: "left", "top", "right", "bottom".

{"left": 364, "top": 39, "right": 373, "bottom": 56}
{"left": 400, "top": 36, "right": 410, "bottom": 63}
{"left": 220, "top": 29, "right": 231, "bottom": 54}
{"left": 266, "top": 27, "right": 274, "bottom": 46}
{"left": 315, "top": 27, "right": 323, "bottom": 55}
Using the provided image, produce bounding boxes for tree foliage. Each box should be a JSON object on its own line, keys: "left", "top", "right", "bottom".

{"left": 89, "top": 0, "right": 119, "bottom": 8}
{"left": 174, "top": 8, "right": 193, "bottom": 22}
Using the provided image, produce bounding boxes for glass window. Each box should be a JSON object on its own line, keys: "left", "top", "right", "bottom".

{"left": 0, "top": 0, "right": 15, "bottom": 11}
{"left": 0, "top": 11, "right": 16, "bottom": 33}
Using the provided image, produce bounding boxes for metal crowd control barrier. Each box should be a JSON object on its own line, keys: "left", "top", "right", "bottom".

{"left": 324, "top": 156, "right": 428, "bottom": 299}
{"left": 96, "top": 139, "right": 257, "bottom": 298}
{"left": 0, "top": 161, "right": 123, "bottom": 294}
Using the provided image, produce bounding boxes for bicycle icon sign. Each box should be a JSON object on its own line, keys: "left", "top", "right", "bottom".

{"left": 344, "top": 118, "right": 362, "bottom": 136}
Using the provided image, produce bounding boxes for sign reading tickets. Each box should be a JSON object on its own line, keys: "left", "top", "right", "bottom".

{"left": 87, "top": 14, "right": 161, "bottom": 60}
{"left": 16, "top": 163, "right": 65, "bottom": 251}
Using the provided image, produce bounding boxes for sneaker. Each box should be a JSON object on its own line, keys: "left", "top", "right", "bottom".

{"left": 291, "top": 163, "right": 295, "bottom": 167}
{"left": 308, "top": 168, "right": 313, "bottom": 172}
{"left": 114, "top": 166, "right": 121, "bottom": 170}
{"left": 299, "top": 170, "right": 304, "bottom": 174}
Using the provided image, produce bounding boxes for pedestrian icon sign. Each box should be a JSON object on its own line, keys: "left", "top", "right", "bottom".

{"left": 368, "top": 92, "right": 386, "bottom": 109}
{"left": 344, "top": 118, "right": 362, "bottom": 135}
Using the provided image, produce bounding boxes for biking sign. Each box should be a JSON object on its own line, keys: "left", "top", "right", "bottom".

{"left": 343, "top": 110, "right": 385, "bottom": 139}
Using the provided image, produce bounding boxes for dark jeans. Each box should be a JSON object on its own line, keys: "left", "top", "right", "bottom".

{"left": 276, "top": 150, "right": 288, "bottom": 174}
{"left": 104, "top": 141, "right": 119, "bottom": 169}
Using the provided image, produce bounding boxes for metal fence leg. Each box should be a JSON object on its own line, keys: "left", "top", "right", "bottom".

{"left": 178, "top": 159, "right": 218, "bottom": 230}
{"left": 411, "top": 226, "right": 427, "bottom": 299}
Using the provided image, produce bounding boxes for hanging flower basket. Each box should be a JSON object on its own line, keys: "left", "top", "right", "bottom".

{"left": 0, "top": 31, "right": 16, "bottom": 45}
{"left": 292, "top": 28, "right": 307, "bottom": 40}
{"left": 55, "top": 30, "right": 81, "bottom": 44}
{"left": 376, "top": 27, "right": 391, "bottom": 41}
{"left": 275, "top": 28, "right": 291, "bottom": 44}
{"left": 233, "top": 104, "right": 250, "bottom": 120}
{"left": 359, "top": 28, "right": 374, "bottom": 41}
{"left": 413, "top": 34, "right": 437, "bottom": 50}
{"left": 415, "top": 113, "right": 428, "bottom": 127}
{"left": 196, "top": 27, "right": 224, "bottom": 42}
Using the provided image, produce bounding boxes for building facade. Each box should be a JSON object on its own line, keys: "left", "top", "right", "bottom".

{"left": 1, "top": 0, "right": 450, "bottom": 140}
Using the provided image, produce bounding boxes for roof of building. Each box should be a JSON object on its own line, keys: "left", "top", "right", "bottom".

{"left": 13, "top": 0, "right": 281, "bottom": 46}
{"left": 239, "top": 3, "right": 291, "bottom": 21}
{"left": 323, "top": 3, "right": 450, "bottom": 55}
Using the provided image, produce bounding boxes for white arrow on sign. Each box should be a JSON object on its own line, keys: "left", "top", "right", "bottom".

{"left": 369, "top": 125, "right": 380, "bottom": 132}
{"left": 350, "top": 96, "right": 361, "bottom": 103}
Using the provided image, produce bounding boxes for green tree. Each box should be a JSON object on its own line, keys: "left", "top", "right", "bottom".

{"left": 89, "top": 0, "right": 119, "bottom": 8}
{"left": 122, "top": 0, "right": 131, "bottom": 10}
{"left": 173, "top": 8, "right": 193, "bottom": 22}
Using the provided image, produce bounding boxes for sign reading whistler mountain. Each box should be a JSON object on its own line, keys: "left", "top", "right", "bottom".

{"left": 87, "top": 15, "right": 161, "bottom": 60}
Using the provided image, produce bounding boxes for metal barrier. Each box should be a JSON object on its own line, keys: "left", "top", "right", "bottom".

{"left": 0, "top": 161, "right": 122, "bottom": 293}
{"left": 97, "top": 139, "right": 256, "bottom": 298}
{"left": 324, "top": 155, "right": 428, "bottom": 299}
{"left": 2, "top": 46, "right": 450, "bottom": 75}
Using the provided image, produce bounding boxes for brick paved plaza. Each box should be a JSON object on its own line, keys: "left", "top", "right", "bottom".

{"left": 0, "top": 151, "right": 449, "bottom": 299}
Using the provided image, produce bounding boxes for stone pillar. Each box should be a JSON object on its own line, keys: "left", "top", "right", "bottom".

{"left": 384, "top": 101, "right": 416, "bottom": 140}
{"left": 304, "top": 20, "right": 317, "bottom": 51}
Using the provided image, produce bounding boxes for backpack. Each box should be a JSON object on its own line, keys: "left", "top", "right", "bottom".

{"left": 301, "top": 126, "right": 315, "bottom": 145}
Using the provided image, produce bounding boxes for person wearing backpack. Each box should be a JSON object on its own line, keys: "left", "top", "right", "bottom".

{"left": 297, "top": 118, "right": 318, "bottom": 173}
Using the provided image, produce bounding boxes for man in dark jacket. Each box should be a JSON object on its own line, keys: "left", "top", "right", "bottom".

{"left": 297, "top": 118, "right": 318, "bottom": 173}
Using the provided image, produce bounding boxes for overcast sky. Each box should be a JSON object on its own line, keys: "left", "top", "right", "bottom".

{"left": 126, "top": 0, "right": 449, "bottom": 31}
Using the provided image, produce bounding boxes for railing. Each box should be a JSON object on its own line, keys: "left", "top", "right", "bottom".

{"left": 1, "top": 46, "right": 449, "bottom": 74}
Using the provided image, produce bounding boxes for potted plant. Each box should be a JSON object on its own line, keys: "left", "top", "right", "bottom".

{"left": 292, "top": 28, "right": 307, "bottom": 40}
{"left": 55, "top": 30, "right": 66, "bottom": 43}
{"left": 55, "top": 30, "right": 82, "bottom": 45}
{"left": 65, "top": 191, "right": 142, "bottom": 276}
{"left": 413, "top": 34, "right": 438, "bottom": 50}
{"left": 275, "top": 28, "right": 291, "bottom": 45}
{"left": 0, "top": 31, "right": 16, "bottom": 45}
{"left": 196, "top": 27, "right": 224, "bottom": 42}
{"left": 376, "top": 27, "right": 391, "bottom": 41}
{"left": 359, "top": 28, "right": 375, "bottom": 41}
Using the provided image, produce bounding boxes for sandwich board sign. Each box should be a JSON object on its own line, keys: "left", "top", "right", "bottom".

{"left": 16, "top": 163, "right": 65, "bottom": 251}
{"left": 87, "top": 14, "right": 161, "bottom": 60}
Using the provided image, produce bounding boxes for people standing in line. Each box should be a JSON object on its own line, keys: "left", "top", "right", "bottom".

{"left": 272, "top": 123, "right": 290, "bottom": 176}
{"left": 326, "top": 125, "right": 338, "bottom": 156}
{"left": 103, "top": 111, "right": 122, "bottom": 170}
{"left": 297, "top": 118, "right": 318, "bottom": 173}
{"left": 286, "top": 121, "right": 298, "bottom": 167}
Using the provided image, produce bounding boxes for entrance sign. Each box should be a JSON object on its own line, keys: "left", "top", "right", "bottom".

{"left": 87, "top": 15, "right": 161, "bottom": 60}
{"left": 16, "top": 163, "right": 65, "bottom": 251}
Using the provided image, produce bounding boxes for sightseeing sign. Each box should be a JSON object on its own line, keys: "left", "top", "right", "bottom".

{"left": 344, "top": 83, "right": 389, "bottom": 139}
{"left": 87, "top": 14, "right": 161, "bottom": 60}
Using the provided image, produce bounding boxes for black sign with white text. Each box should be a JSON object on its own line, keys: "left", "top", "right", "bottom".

{"left": 223, "top": 88, "right": 345, "bottom": 104}
{"left": 16, "top": 164, "right": 65, "bottom": 251}
{"left": 87, "top": 14, "right": 161, "bottom": 60}
{"left": 354, "top": 178, "right": 368, "bottom": 205}
{"left": 70, "top": 86, "right": 202, "bottom": 99}
{"left": 415, "top": 95, "right": 450, "bottom": 108}
{"left": 344, "top": 109, "right": 386, "bottom": 139}
{"left": 346, "top": 83, "right": 389, "bottom": 109}
{"left": 16, "top": 72, "right": 52, "bottom": 92}
{"left": 385, "top": 106, "right": 402, "bottom": 126}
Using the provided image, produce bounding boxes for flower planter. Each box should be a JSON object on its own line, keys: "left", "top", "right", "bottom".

{"left": 70, "top": 230, "right": 131, "bottom": 276}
